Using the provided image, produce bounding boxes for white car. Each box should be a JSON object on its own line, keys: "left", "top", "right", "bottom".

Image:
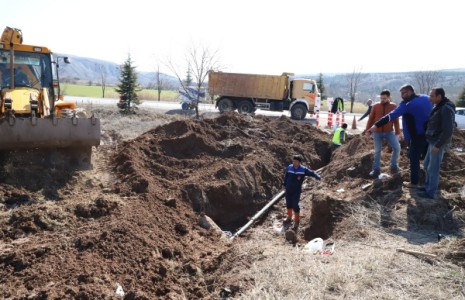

{"left": 456, "top": 107, "right": 465, "bottom": 129}
{"left": 179, "top": 86, "right": 206, "bottom": 110}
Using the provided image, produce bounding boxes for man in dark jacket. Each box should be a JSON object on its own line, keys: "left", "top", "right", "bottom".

{"left": 367, "top": 84, "right": 432, "bottom": 187}
{"left": 283, "top": 155, "right": 321, "bottom": 232}
{"left": 358, "top": 99, "right": 373, "bottom": 121}
{"left": 418, "top": 88, "right": 455, "bottom": 199}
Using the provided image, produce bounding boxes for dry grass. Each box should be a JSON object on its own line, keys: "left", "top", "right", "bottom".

{"left": 230, "top": 201, "right": 465, "bottom": 299}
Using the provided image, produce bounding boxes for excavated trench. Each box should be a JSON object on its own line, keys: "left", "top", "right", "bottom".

{"left": 112, "top": 113, "right": 341, "bottom": 235}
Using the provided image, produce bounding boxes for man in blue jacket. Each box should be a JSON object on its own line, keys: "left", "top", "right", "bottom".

{"left": 419, "top": 87, "right": 455, "bottom": 199}
{"left": 367, "top": 84, "right": 432, "bottom": 187}
{"left": 283, "top": 155, "right": 321, "bottom": 232}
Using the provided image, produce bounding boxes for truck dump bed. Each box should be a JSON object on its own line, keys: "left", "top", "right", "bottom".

{"left": 208, "top": 72, "right": 290, "bottom": 101}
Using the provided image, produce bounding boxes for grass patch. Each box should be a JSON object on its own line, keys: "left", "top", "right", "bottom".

{"left": 320, "top": 100, "right": 368, "bottom": 114}
{"left": 61, "top": 84, "right": 179, "bottom": 101}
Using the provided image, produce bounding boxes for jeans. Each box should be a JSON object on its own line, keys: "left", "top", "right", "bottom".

{"left": 372, "top": 131, "right": 401, "bottom": 172}
{"left": 423, "top": 143, "right": 448, "bottom": 197}
{"left": 408, "top": 136, "right": 428, "bottom": 184}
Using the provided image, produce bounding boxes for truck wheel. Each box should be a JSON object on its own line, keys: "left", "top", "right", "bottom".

{"left": 181, "top": 102, "right": 189, "bottom": 110}
{"left": 237, "top": 100, "right": 255, "bottom": 114}
{"left": 290, "top": 103, "right": 308, "bottom": 120}
{"left": 217, "top": 98, "right": 234, "bottom": 113}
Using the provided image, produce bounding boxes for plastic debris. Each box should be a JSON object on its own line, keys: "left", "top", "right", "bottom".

{"left": 220, "top": 287, "right": 232, "bottom": 298}
{"left": 303, "top": 238, "right": 324, "bottom": 253}
{"left": 115, "top": 283, "right": 125, "bottom": 297}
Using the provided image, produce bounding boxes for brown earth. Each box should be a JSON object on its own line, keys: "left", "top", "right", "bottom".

{"left": 1, "top": 108, "right": 465, "bottom": 299}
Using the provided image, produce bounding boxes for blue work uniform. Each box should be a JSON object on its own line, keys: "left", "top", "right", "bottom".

{"left": 283, "top": 164, "right": 321, "bottom": 212}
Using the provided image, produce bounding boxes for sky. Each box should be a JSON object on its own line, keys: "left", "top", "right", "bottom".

{"left": 1, "top": 0, "right": 463, "bottom": 76}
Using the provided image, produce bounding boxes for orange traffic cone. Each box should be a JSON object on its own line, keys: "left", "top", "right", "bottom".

{"left": 352, "top": 115, "right": 357, "bottom": 130}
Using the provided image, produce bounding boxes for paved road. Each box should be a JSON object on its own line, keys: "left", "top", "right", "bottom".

{"left": 68, "top": 96, "right": 369, "bottom": 133}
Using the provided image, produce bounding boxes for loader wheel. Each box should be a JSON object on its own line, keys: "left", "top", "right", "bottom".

{"left": 217, "top": 98, "right": 234, "bottom": 113}
{"left": 290, "top": 103, "right": 308, "bottom": 120}
{"left": 237, "top": 100, "right": 255, "bottom": 114}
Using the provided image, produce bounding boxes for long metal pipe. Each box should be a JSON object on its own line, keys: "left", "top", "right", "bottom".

{"left": 230, "top": 190, "right": 285, "bottom": 240}
{"left": 229, "top": 166, "right": 324, "bottom": 241}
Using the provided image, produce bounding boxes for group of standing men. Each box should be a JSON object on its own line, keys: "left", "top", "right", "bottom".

{"left": 281, "top": 84, "right": 455, "bottom": 235}
{"left": 366, "top": 84, "right": 456, "bottom": 199}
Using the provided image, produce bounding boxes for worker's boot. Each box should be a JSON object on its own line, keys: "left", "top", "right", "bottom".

{"left": 283, "top": 208, "right": 293, "bottom": 227}
{"left": 283, "top": 217, "right": 292, "bottom": 226}
{"left": 292, "top": 220, "right": 300, "bottom": 233}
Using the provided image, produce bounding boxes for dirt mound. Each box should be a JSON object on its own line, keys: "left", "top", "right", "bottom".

{"left": 1, "top": 110, "right": 464, "bottom": 299}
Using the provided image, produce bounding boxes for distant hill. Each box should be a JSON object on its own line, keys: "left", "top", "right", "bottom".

{"left": 299, "top": 70, "right": 465, "bottom": 103}
{"left": 56, "top": 54, "right": 179, "bottom": 88}
{"left": 56, "top": 53, "right": 465, "bottom": 102}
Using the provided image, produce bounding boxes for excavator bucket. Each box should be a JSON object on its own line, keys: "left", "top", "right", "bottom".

{"left": 0, "top": 114, "right": 100, "bottom": 169}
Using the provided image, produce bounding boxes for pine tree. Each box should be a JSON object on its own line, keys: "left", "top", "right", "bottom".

{"left": 457, "top": 86, "right": 465, "bottom": 107}
{"left": 185, "top": 64, "right": 193, "bottom": 87}
{"left": 115, "top": 54, "right": 141, "bottom": 113}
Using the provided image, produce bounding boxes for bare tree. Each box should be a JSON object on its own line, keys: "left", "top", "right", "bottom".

{"left": 166, "top": 42, "right": 221, "bottom": 118}
{"left": 98, "top": 64, "right": 107, "bottom": 98}
{"left": 154, "top": 64, "right": 164, "bottom": 101}
{"left": 414, "top": 70, "right": 442, "bottom": 94}
{"left": 345, "top": 67, "right": 365, "bottom": 113}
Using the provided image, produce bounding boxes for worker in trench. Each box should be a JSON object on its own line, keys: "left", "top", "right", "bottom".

{"left": 283, "top": 155, "right": 321, "bottom": 232}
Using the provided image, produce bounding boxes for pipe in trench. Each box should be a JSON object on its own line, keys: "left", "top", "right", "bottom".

{"left": 230, "top": 190, "right": 285, "bottom": 240}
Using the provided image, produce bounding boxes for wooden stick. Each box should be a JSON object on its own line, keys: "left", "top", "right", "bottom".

{"left": 396, "top": 248, "right": 437, "bottom": 258}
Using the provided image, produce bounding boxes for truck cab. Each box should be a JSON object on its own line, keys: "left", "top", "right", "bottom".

{"left": 286, "top": 78, "right": 319, "bottom": 119}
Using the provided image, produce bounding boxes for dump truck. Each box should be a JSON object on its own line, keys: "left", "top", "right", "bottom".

{"left": 208, "top": 71, "right": 319, "bottom": 120}
{"left": 0, "top": 26, "right": 100, "bottom": 168}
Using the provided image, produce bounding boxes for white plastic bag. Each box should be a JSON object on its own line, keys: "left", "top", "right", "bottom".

{"left": 115, "top": 283, "right": 125, "bottom": 297}
{"left": 303, "top": 237, "right": 324, "bottom": 254}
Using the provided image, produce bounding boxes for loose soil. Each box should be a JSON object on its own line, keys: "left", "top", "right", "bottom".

{"left": 1, "top": 107, "right": 465, "bottom": 299}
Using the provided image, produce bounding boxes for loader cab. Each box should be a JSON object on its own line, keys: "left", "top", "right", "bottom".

{"left": 0, "top": 50, "right": 53, "bottom": 89}
{"left": 0, "top": 49, "right": 55, "bottom": 115}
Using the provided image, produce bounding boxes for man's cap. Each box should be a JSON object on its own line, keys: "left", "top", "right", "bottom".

{"left": 292, "top": 155, "right": 302, "bottom": 162}
{"left": 399, "top": 84, "right": 414, "bottom": 92}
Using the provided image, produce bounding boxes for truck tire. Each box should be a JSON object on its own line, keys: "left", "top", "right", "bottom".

{"left": 217, "top": 98, "right": 234, "bottom": 113}
{"left": 290, "top": 103, "right": 308, "bottom": 120}
{"left": 181, "top": 102, "right": 189, "bottom": 110}
{"left": 237, "top": 100, "right": 255, "bottom": 114}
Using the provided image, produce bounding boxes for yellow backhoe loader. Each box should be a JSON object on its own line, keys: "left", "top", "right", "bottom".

{"left": 0, "top": 26, "right": 100, "bottom": 168}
